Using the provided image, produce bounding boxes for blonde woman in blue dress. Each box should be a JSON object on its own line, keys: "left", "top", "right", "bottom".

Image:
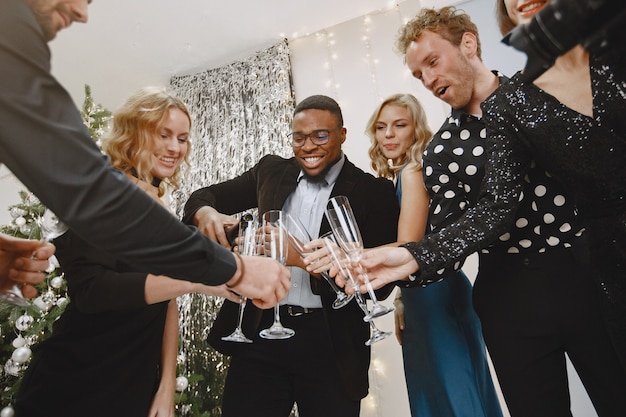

{"left": 365, "top": 93, "right": 502, "bottom": 417}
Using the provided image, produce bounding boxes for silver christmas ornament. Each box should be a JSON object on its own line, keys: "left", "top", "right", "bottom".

{"left": 9, "top": 207, "right": 26, "bottom": 219}
{"left": 50, "top": 276, "right": 64, "bottom": 289}
{"left": 15, "top": 314, "right": 34, "bottom": 331}
{"left": 11, "top": 346, "right": 32, "bottom": 364}
{"left": 12, "top": 336, "right": 26, "bottom": 348}
{"left": 0, "top": 406, "right": 15, "bottom": 417}
{"left": 19, "top": 224, "right": 32, "bottom": 236}
{"left": 33, "top": 296, "right": 52, "bottom": 312}
{"left": 4, "top": 359, "right": 21, "bottom": 376}
{"left": 176, "top": 376, "right": 189, "bottom": 392}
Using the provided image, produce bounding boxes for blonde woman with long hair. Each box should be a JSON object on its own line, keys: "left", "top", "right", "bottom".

{"left": 16, "top": 87, "right": 238, "bottom": 417}
{"left": 365, "top": 93, "right": 501, "bottom": 417}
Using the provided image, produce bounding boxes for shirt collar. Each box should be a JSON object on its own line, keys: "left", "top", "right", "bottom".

{"left": 449, "top": 108, "right": 482, "bottom": 127}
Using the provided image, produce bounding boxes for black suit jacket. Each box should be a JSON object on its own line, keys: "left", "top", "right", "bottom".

{"left": 183, "top": 154, "right": 399, "bottom": 401}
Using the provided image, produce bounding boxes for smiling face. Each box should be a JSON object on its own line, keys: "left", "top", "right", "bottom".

{"left": 149, "top": 107, "right": 190, "bottom": 180}
{"left": 405, "top": 30, "right": 477, "bottom": 110}
{"left": 374, "top": 104, "right": 415, "bottom": 164}
{"left": 504, "top": 0, "right": 550, "bottom": 26}
{"left": 292, "top": 109, "right": 346, "bottom": 178}
{"left": 27, "top": 0, "right": 90, "bottom": 41}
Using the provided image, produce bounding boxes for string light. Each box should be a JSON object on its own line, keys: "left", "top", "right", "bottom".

{"left": 323, "top": 30, "right": 340, "bottom": 98}
{"left": 362, "top": 14, "right": 382, "bottom": 102}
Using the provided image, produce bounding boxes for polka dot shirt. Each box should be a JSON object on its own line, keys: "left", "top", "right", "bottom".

{"left": 418, "top": 106, "right": 586, "bottom": 280}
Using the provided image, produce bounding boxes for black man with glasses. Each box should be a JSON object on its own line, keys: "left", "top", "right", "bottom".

{"left": 183, "top": 95, "right": 399, "bottom": 417}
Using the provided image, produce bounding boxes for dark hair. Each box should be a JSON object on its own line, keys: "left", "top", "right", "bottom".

{"left": 293, "top": 95, "right": 344, "bottom": 126}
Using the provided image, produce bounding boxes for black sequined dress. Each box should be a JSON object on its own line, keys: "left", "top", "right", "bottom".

{"left": 481, "top": 50, "right": 626, "bottom": 368}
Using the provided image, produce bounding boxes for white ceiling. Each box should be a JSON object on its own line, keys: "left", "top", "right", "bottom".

{"left": 50, "top": 0, "right": 445, "bottom": 109}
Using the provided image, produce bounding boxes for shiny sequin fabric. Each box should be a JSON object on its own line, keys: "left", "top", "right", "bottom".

{"left": 402, "top": 74, "right": 587, "bottom": 284}
{"left": 481, "top": 50, "right": 626, "bottom": 367}
{"left": 482, "top": 53, "right": 626, "bottom": 228}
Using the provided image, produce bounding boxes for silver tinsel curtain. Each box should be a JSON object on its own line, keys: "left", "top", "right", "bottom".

{"left": 168, "top": 39, "right": 295, "bottom": 416}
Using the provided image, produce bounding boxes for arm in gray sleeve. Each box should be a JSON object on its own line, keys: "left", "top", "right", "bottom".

{"left": 0, "top": 0, "right": 236, "bottom": 285}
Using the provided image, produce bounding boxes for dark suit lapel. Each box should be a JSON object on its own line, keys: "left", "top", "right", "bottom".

{"left": 319, "top": 157, "right": 359, "bottom": 235}
{"left": 329, "top": 158, "right": 359, "bottom": 199}
{"left": 273, "top": 170, "right": 298, "bottom": 209}
{"left": 261, "top": 158, "right": 300, "bottom": 213}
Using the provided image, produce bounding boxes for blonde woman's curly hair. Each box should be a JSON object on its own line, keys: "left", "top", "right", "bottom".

{"left": 365, "top": 93, "right": 432, "bottom": 179}
{"left": 396, "top": 6, "right": 482, "bottom": 60}
{"left": 101, "top": 87, "right": 192, "bottom": 196}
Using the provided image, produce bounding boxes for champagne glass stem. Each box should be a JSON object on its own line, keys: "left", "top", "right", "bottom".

{"left": 321, "top": 271, "right": 342, "bottom": 293}
{"left": 273, "top": 305, "right": 281, "bottom": 324}
{"left": 350, "top": 256, "right": 393, "bottom": 321}
{"left": 259, "top": 210, "right": 294, "bottom": 340}
{"left": 222, "top": 215, "right": 255, "bottom": 343}
{"left": 321, "top": 271, "right": 353, "bottom": 309}
{"left": 355, "top": 291, "right": 391, "bottom": 345}
{"left": 237, "top": 296, "right": 247, "bottom": 326}
{"left": 354, "top": 260, "right": 379, "bottom": 302}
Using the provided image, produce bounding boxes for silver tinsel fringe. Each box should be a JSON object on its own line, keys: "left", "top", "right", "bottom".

{"left": 168, "top": 39, "right": 295, "bottom": 411}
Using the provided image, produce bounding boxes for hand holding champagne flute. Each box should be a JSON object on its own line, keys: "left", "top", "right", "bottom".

{"left": 282, "top": 213, "right": 353, "bottom": 309}
{"left": 222, "top": 213, "right": 258, "bottom": 343}
{"left": 259, "top": 210, "right": 295, "bottom": 339}
{"left": 322, "top": 235, "right": 392, "bottom": 345}
{"left": 325, "top": 196, "right": 394, "bottom": 320}
{"left": 0, "top": 209, "right": 67, "bottom": 306}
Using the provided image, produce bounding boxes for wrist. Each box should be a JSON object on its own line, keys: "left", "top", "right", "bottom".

{"left": 226, "top": 252, "right": 244, "bottom": 289}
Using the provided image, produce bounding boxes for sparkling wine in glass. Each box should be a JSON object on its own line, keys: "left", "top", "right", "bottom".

{"left": 0, "top": 209, "right": 68, "bottom": 307}
{"left": 322, "top": 236, "right": 391, "bottom": 345}
{"left": 325, "top": 195, "right": 394, "bottom": 320}
{"left": 259, "top": 210, "right": 295, "bottom": 340}
{"left": 222, "top": 213, "right": 257, "bottom": 343}
{"left": 281, "top": 213, "right": 353, "bottom": 309}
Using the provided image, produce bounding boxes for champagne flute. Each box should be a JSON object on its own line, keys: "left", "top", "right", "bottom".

{"left": 281, "top": 213, "right": 353, "bottom": 309}
{"left": 322, "top": 236, "right": 391, "bottom": 345}
{"left": 0, "top": 209, "right": 68, "bottom": 306}
{"left": 222, "top": 213, "right": 257, "bottom": 343}
{"left": 259, "top": 210, "right": 295, "bottom": 340}
{"left": 325, "top": 195, "right": 394, "bottom": 320}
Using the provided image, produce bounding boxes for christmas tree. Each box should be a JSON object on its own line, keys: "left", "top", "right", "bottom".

{"left": 0, "top": 84, "right": 111, "bottom": 415}
{"left": 0, "top": 192, "right": 67, "bottom": 415}
{"left": 0, "top": 86, "right": 231, "bottom": 416}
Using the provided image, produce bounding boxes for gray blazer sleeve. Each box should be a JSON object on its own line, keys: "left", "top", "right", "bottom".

{"left": 0, "top": 0, "right": 236, "bottom": 285}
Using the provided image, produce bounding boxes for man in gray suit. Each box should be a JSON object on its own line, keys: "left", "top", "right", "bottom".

{"left": 0, "top": 0, "right": 289, "bottom": 306}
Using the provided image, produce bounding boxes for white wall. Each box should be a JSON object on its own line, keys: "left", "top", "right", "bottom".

{"left": 0, "top": 1, "right": 598, "bottom": 416}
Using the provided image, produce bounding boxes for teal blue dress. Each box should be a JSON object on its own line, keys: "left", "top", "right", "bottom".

{"left": 397, "top": 115, "right": 503, "bottom": 417}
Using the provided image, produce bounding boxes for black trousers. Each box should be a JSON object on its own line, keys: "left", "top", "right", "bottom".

{"left": 474, "top": 249, "right": 626, "bottom": 417}
{"left": 221, "top": 306, "right": 361, "bottom": 417}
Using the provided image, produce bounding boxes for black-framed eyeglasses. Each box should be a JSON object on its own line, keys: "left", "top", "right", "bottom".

{"left": 288, "top": 127, "right": 341, "bottom": 147}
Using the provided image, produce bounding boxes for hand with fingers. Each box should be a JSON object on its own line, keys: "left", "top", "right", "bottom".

{"left": 193, "top": 206, "right": 239, "bottom": 249}
{"left": 0, "top": 233, "right": 56, "bottom": 300}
